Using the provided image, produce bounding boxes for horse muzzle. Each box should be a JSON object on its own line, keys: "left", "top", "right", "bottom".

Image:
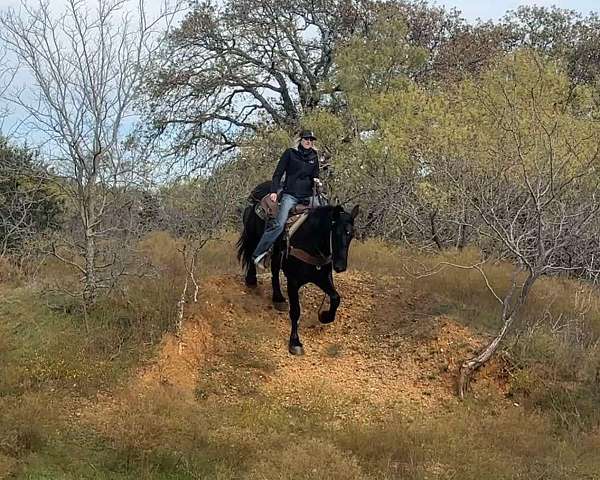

{"left": 333, "top": 263, "right": 347, "bottom": 273}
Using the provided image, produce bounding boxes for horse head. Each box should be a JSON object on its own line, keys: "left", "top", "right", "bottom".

{"left": 331, "top": 204, "right": 359, "bottom": 273}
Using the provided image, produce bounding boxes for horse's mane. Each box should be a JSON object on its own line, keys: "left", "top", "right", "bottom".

{"left": 293, "top": 206, "right": 336, "bottom": 246}
{"left": 307, "top": 205, "right": 335, "bottom": 224}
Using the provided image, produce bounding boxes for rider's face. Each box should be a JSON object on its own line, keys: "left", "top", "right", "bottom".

{"left": 301, "top": 137, "right": 314, "bottom": 148}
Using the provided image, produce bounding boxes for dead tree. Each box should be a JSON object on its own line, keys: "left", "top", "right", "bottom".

{"left": 160, "top": 168, "right": 241, "bottom": 335}
{"left": 0, "top": 0, "right": 180, "bottom": 308}
{"left": 433, "top": 51, "right": 600, "bottom": 396}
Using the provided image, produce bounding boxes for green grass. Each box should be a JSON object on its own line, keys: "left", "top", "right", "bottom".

{"left": 0, "top": 286, "right": 153, "bottom": 479}
{"left": 0, "top": 287, "right": 141, "bottom": 396}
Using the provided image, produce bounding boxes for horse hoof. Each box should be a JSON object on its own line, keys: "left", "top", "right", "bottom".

{"left": 288, "top": 344, "right": 304, "bottom": 356}
{"left": 245, "top": 279, "right": 258, "bottom": 288}
{"left": 273, "top": 301, "right": 287, "bottom": 311}
{"left": 319, "top": 311, "right": 334, "bottom": 324}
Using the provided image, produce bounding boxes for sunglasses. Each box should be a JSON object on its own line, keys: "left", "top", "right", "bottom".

{"left": 301, "top": 137, "right": 316, "bottom": 141}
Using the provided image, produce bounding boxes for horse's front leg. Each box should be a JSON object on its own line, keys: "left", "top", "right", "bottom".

{"left": 271, "top": 241, "right": 287, "bottom": 310}
{"left": 287, "top": 279, "right": 304, "bottom": 355}
{"left": 315, "top": 269, "right": 340, "bottom": 324}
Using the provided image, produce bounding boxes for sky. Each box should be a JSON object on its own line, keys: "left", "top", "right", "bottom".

{"left": 2, "top": 0, "right": 597, "bottom": 21}
{"left": 0, "top": 0, "right": 168, "bottom": 15}
{"left": 0, "top": 0, "right": 181, "bottom": 142}
{"left": 435, "top": 0, "right": 598, "bottom": 22}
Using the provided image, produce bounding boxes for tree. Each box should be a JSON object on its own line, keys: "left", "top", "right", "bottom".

{"left": 434, "top": 6, "right": 600, "bottom": 87}
{"left": 502, "top": 6, "right": 600, "bottom": 88}
{"left": 143, "top": 0, "right": 398, "bottom": 159}
{"left": 0, "top": 0, "right": 179, "bottom": 308}
{"left": 0, "top": 137, "right": 62, "bottom": 256}
{"left": 0, "top": 44, "right": 17, "bottom": 126}
{"left": 427, "top": 50, "right": 600, "bottom": 396}
{"left": 159, "top": 169, "right": 241, "bottom": 333}
{"left": 310, "top": 13, "right": 434, "bottom": 242}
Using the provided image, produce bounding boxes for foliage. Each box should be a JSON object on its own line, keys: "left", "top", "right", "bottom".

{"left": 0, "top": 137, "right": 62, "bottom": 256}
{"left": 143, "top": 0, "right": 368, "bottom": 157}
{"left": 2, "top": 240, "right": 600, "bottom": 477}
{"left": 427, "top": 50, "right": 600, "bottom": 271}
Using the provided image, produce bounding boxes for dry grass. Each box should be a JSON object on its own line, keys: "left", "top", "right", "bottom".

{"left": 351, "top": 240, "right": 600, "bottom": 336}
{"left": 0, "top": 394, "right": 63, "bottom": 458}
{"left": 351, "top": 239, "right": 600, "bottom": 432}
{"left": 334, "top": 407, "right": 600, "bottom": 479}
{"left": 0, "top": 256, "right": 24, "bottom": 286}
{"left": 2, "top": 234, "right": 600, "bottom": 478}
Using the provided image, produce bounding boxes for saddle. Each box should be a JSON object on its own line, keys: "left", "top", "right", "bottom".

{"left": 254, "top": 194, "right": 324, "bottom": 237}
{"left": 248, "top": 181, "right": 328, "bottom": 237}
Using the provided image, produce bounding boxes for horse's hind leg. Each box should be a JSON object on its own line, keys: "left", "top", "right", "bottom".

{"left": 271, "top": 241, "right": 286, "bottom": 309}
{"left": 315, "top": 270, "right": 340, "bottom": 324}
{"left": 245, "top": 262, "right": 258, "bottom": 287}
{"left": 240, "top": 205, "right": 259, "bottom": 287}
{"left": 287, "top": 279, "right": 304, "bottom": 355}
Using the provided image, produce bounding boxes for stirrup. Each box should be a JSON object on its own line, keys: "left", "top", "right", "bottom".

{"left": 254, "top": 251, "right": 271, "bottom": 269}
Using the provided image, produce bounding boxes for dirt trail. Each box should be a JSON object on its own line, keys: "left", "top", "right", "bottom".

{"left": 157, "top": 272, "right": 505, "bottom": 413}
{"left": 84, "top": 270, "right": 508, "bottom": 427}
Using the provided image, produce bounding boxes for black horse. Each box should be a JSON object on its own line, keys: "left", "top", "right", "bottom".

{"left": 237, "top": 186, "right": 359, "bottom": 355}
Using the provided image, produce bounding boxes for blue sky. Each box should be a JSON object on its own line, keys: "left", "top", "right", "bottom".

{"left": 435, "top": 0, "right": 599, "bottom": 22}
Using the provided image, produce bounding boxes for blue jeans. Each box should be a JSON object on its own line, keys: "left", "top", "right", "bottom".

{"left": 253, "top": 193, "right": 302, "bottom": 259}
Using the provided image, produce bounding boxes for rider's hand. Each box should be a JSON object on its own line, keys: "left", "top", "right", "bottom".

{"left": 269, "top": 193, "right": 277, "bottom": 202}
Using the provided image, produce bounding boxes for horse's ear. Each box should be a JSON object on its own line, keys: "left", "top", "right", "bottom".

{"left": 350, "top": 205, "right": 360, "bottom": 220}
{"left": 333, "top": 205, "right": 344, "bottom": 218}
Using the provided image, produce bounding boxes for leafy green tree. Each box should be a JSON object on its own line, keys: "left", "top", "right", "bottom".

{"left": 426, "top": 50, "right": 600, "bottom": 395}
{"left": 0, "top": 138, "right": 62, "bottom": 256}
{"left": 306, "top": 13, "right": 435, "bottom": 241}
{"left": 436, "top": 6, "right": 600, "bottom": 87}
{"left": 144, "top": 0, "right": 369, "bottom": 158}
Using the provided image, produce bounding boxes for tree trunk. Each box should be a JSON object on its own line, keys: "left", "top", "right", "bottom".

{"left": 430, "top": 210, "right": 442, "bottom": 250}
{"left": 176, "top": 275, "right": 188, "bottom": 334}
{"left": 458, "top": 310, "right": 515, "bottom": 398}
{"left": 83, "top": 229, "right": 97, "bottom": 309}
{"left": 458, "top": 271, "right": 536, "bottom": 398}
{"left": 456, "top": 222, "right": 467, "bottom": 250}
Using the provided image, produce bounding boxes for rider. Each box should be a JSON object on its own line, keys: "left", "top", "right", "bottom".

{"left": 252, "top": 129, "right": 320, "bottom": 268}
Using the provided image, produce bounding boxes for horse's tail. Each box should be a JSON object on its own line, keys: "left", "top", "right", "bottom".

{"left": 236, "top": 204, "right": 261, "bottom": 270}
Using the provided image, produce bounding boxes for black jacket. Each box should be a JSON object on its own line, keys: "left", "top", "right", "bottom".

{"left": 271, "top": 145, "right": 319, "bottom": 198}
